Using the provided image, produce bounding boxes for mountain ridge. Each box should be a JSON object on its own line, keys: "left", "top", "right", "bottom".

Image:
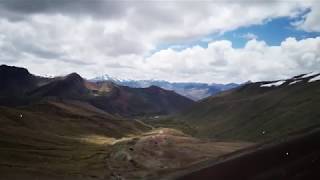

{"left": 174, "top": 72, "right": 320, "bottom": 141}
{"left": 91, "top": 74, "right": 239, "bottom": 100}
{"left": 0, "top": 65, "right": 194, "bottom": 117}
{"left": 0, "top": 64, "right": 38, "bottom": 97}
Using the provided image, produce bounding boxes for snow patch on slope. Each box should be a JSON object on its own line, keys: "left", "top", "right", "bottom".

{"left": 309, "top": 75, "right": 320, "bottom": 82}
{"left": 260, "top": 81, "right": 285, "bottom": 87}
{"left": 301, "top": 72, "right": 319, "bottom": 78}
{"left": 289, "top": 80, "right": 302, "bottom": 85}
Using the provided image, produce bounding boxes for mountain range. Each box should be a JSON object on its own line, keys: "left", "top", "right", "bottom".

{"left": 0, "top": 65, "right": 194, "bottom": 117}
{"left": 1, "top": 64, "right": 320, "bottom": 180}
{"left": 91, "top": 74, "right": 239, "bottom": 100}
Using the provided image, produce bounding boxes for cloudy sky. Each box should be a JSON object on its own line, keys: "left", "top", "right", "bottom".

{"left": 0, "top": 0, "right": 320, "bottom": 83}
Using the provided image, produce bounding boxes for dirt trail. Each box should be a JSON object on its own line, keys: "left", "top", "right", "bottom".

{"left": 134, "top": 119, "right": 155, "bottom": 130}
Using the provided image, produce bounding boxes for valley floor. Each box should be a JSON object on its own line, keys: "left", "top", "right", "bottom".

{"left": 0, "top": 103, "right": 252, "bottom": 180}
{"left": 0, "top": 128, "right": 251, "bottom": 180}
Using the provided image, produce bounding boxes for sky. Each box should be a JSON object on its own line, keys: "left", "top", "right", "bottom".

{"left": 0, "top": 0, "right": 320, "bottom": 83}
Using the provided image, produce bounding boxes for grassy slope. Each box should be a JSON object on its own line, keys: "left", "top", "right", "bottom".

{"left": 0, "top": 101, "right": 150, "bottom": 179}
{"left": 175, "top": 80, "right": 320, "bottom": 141}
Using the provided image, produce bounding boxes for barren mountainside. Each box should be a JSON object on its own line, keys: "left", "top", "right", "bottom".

{"left": 175, "top": 73, "right": 320, "bottom": 141}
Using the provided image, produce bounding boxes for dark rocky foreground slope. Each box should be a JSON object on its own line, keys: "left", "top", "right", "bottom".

{"left": 168, "top": 127, "right": 320, "bottom": 180}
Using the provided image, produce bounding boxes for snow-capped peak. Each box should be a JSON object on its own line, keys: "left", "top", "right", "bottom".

{"left": 91, "top": 74, "right": 133, "bottom": 82}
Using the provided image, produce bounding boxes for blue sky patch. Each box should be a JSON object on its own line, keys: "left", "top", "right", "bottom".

{"left": 155, "top": 13, "right": 320, "bottom": 52}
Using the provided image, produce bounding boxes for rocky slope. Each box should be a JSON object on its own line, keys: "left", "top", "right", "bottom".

{"left": 175, "top": 72, "right": 320, "bottom": 141}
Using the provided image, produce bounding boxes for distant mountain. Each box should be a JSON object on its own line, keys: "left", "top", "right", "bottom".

{"left": 29, "top": 74, "right": 194, "bottom": 116}
{"left": 0, "top": 65, "right": 55, "bottom": 98}
{"left": 175, "top": 72, "right": 320, "bottom": 141}
{"left": 91, "top": 75, "right": 239, "bottom": 100}
{"left": 0, "top": 65, "right": 194, "bottom": 117}
{"left": 0, "top": 65, "right": 38, "bottom": 96}
{"left": 29, "top": 73, "right": 90, "bottom": 99}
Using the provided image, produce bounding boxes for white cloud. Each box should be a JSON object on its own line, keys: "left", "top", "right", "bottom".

{"left": 0, "top": 1, "right": 312, "bottom": 57}
{"left": 293, "top": 1, "right": 320, "bottom": 32}
{"left": 141, "top": 37, "right": 320, "bottom": 83}
{"left": 0, "top": 1, "right": 319, "bottom": 83}
{"left": 240, "top": 33, "right": 258, "bottom": 40}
